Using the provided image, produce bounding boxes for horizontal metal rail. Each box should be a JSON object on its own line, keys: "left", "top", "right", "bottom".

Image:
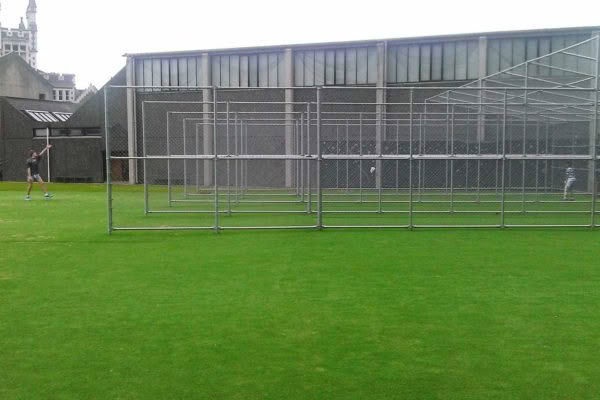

{"left": 113, "top": 224, "right": 594, "bottom": 231}
{"left": 109, "top": 154, "right": 600, "bottom": 161}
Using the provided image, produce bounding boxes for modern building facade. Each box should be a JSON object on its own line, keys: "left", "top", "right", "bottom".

{"left": 117, "top": 26, "right": 600, "bottom": 185}
{"left": 126, "top": 26, "right": 598, "bottom": 88}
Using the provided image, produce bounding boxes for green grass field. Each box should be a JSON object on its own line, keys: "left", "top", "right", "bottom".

{"left": 2, "top": 182, "right": 600, "bottom": 399}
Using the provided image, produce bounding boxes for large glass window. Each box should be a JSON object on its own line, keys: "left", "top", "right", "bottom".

{"left": 83, "top": 128, "right": 101, "bottom": 136}
{"left": 53, "top": 112, "right": 73, "bottom": 122}
{"left": 53, "top": 129, "right": 70, "bottom": 137}
{"left": 34, "top": 128, "right": 48, "bottom": 137}
{"left": 24, "top": 110, "right": 59, "bottom": 123}
{"left": 24, "top": 110, "right": 72, "bottom": 122}
{"left": 33, "top": 128, "right": 97, "bottom": 138}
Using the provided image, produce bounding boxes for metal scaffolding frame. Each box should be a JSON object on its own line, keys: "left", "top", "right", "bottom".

{"left": 104, "top": 36, "right": 600, "bottom": 233}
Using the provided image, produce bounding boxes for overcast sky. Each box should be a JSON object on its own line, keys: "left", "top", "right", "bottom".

{"left": 2, "top": 0, "right": 598, "bottom": 88}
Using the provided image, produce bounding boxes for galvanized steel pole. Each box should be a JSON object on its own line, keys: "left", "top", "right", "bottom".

{"left": 104, "top": 86, "right": 112, "bottom": 234}
{"left": 142, "top": 101, "right": 148, "bottom": 214}
{"left": 316, "top": 88, "right": 323, "bottom": 229}
{"left": 226, "top": 101, "right": 231, "bottom": 215}
{"left": 307, "top": 105, "right": 312, "bottom": 214}
{"left": 167, "top": 112, "right": 172, "bottom": 206}
{"left": 409, "top": 89, "right": 414, "bottom": 229}
{"left": 590, "top": 35, "right": 600, "bottom": 228}
{"left": 501, "top": 89, "right": 507, "bottom": 228}
{"left": 213, "top": 87, "right": 219, "bottom": 232}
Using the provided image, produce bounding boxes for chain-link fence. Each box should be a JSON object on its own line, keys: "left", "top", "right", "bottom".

{"left": 104, "top": 83, "right": 599, "bottom": 232}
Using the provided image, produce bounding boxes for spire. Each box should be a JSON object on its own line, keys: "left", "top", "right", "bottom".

{"left": 19, "top": 17, "right": 25, "bottom": 30}
{"left": 26, "top": 0, "right": 38, "bottom": 68}
{"left": 26, "top": 0, "right": 37, "bottom": 32}
{"left": 27, "top": 0, "right": 37, "bottom": 13}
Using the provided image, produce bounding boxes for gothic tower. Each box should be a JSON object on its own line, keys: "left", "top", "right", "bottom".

{"left": 26, "top": 0, "right": 37, "bottom": 68}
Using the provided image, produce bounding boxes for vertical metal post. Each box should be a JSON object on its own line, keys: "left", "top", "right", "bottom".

{"left": 521, "top": 141, "right": 526, "bottom": 213}
{"left": 545, "top": 123, "right": 549, "bottom": 195}
{"left": 316, "top": 88, "right": 323, "bottom": 229}
{"left": 235, "top": 113, "right": 239, "bottom": 204}
{"left": 396, "top": 120, "right": 399, "bottom": 193}
{"left": 300, "top": 113, "right": 305, "bottom": 203}
{"left": 477, "top": 111, "right": 481, "bottom": 202}
{"left": 336, "top": 125, "right": 340, "bottom": 190}
{"left": 226, "top": 101, "right": 231, "bottom": 215}
{"left": 378, "top": 111, "right": 383, "bottom": 214}
{"left": 508, "top": 120, "right": 513, "bottom": 193}
{"left": 478, "top": 83, "right": 487, "bottom": 198}
{"left": 213, "top": 87, "right": 219, "bottom": 232}
{"left": 183, "top": 119, "right": 188, "bottom": 196}
{"left": 240, "top": 120, "right": 246, "bottom": 198}
{"left": 104, "top": 86, "right": 113, "bottom": 234}
{"left": 142, "top": 101, "right": 148, "bottom": 214}
{"left": 423, "top": 104, "right": 428, "bottom": 197}
{"left": 445, "top": 94, "right": 450, "bottom": 194}
{"left": 46, "top": 127, "right": 51, "bottom": 183}
{"left": 167, "top": 112, "right": 172, "bottom": 206}
{"left": 409, "top": 89, "right": 414, "bottom": 229}
{"left": 466, "top": 109, "right": 470, "bottom": 193}
{"left": 241, "top": 120, "right": 245, "bottom": 195}
{"left": 294, "top": 119, "right": 301, "bottom": 198}
{"left": 196, "top": 122, "right": 200, "bottom": 192}
{"left": 418, "top": 113, "right": 423, "bottom": 202}
{"left": 241, "top": 121, "right": 245, "bottom": 196}
{"left": 126, "top": 62, "right": 137, "bottom": 185}
{"left": 535, "top": 120, "right": 540, "bottom": 201}
{"left": 590, "top": 35, "right": 600, "bottom": 228}
{"left": 307, "top": 106, "right": 312, "bottom": 214}
{"left": 550, "top": 125, "right": 554, "bottom": 193}
{"left": 495, "top": 117, "right": 500, "bottom": 198}
{"left": 421, "top": 113, "right": 426, "bottom": 199}
{"left": 501, "top": 90, "right": 507, "bottom": 228}
{"left": 240, "top": 120, "right": 244, "bottom": 198}
{"left": 359, "top": 112, "right": 363, "bottom": 203}
{"left": 522, "top": 71, "right": 528, "bottom": 214}
{"left": 450, "top": 105, "right": 455, "bottom": 213}
{"left": 244, "top": 122, "right": 248, "bottom": 195}
{"left": 346, "top": 119, "right": 349, "bottom": 192}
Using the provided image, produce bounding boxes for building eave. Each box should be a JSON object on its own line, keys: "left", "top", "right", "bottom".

{"left": 123, "top": 25, "right": 600, "bottom": 59}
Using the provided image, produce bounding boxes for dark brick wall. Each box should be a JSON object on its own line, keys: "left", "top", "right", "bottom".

{"left": 0, "top": 100, "right": 105, "bottom": 182}
{"left": 1, "top": 98, "right": 42, "bottom": 181}
{"left": 0, "top": 69, "right": 127, "bottom": 182}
